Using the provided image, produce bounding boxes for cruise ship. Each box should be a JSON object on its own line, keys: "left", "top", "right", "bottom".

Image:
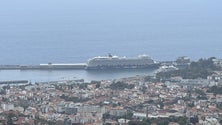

{"left": 86, "top": 54, "right": 160, "bottom": 69}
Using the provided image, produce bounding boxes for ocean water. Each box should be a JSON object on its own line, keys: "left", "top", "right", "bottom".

{"left": 0, "top": 0, "right": 222, "bottom": 81}
{"left": 0, "top": 69, "right": 155, "bottom": 82}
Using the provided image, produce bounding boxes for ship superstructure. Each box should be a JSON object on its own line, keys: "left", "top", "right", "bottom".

{"left": 87, "top": 54, "right": 159, "bottom": 69}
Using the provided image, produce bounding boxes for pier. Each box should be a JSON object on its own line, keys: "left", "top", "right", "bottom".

{"left": 0, "top": 63, "right": 87, "bottom": 70}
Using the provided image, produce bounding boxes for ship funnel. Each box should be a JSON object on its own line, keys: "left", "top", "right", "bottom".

{"left": 108, "top": 53, "right": 113, "bottom": 58}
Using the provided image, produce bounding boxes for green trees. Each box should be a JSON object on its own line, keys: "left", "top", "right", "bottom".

{"left": 144, "top": 76, "right": 159, "bottom": 83}
{"left": 60, "top": 94, "right": 90, "bottom": 103}
{"left": 128, "top": 120, "right": 150, "bottom": 125}
{"left": 109, "top": 81, "right": 134, "bottom": 90}
{"left": 78, "top": 83, "right": 88, "bottom": 89}
{"left": 157, "top": 57, "right": 220, "bottom": 80}
{"left": 128, "top": 116, "right": 187, "bottom": 125}
{"left": 207, "top": 86, "right": 222, "bottom": 94}
{"left": 7, "top": 114, "right": 14, "bottom": 125}
{"left": 96, "top": 82, "right": 101, "bottom": 88}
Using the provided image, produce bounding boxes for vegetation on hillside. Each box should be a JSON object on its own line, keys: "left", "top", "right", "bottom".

{"left": 128, "top": 116, "right": 188, "bottom": 125}
{"left": 109, "top": 81, "right": 134, "bottom": 90}
{"left": 207, "top": 85, "right": 222, "bottom": 94}
{"left": 156, "top": 57, "right": 220, "bottom": 80}
{"left": 60, "top": 94, "right": 90, "bottom": 103}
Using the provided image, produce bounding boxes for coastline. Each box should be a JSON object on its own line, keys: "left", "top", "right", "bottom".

{"left": 0, "top": 68, "right": 157, "bottom": 83}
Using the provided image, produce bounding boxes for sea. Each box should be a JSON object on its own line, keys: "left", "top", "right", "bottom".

{"left": 0, "top": 0, "right": 222, "bottom": 82}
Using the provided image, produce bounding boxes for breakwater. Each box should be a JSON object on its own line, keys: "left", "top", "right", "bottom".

{"left": 0, "top": 63, "right": 87, "bottom": 70}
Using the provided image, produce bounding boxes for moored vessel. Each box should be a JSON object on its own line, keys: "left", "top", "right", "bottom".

{"left": 86, "top": 54, "right": 160, "bottom": 69}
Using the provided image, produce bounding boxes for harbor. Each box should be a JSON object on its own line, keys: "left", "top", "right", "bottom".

{"left": 0, "top": 55, "right": 190, "bottom": 82}
{"left": 0, "top": 54, "right": 160, "bottom": 70}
